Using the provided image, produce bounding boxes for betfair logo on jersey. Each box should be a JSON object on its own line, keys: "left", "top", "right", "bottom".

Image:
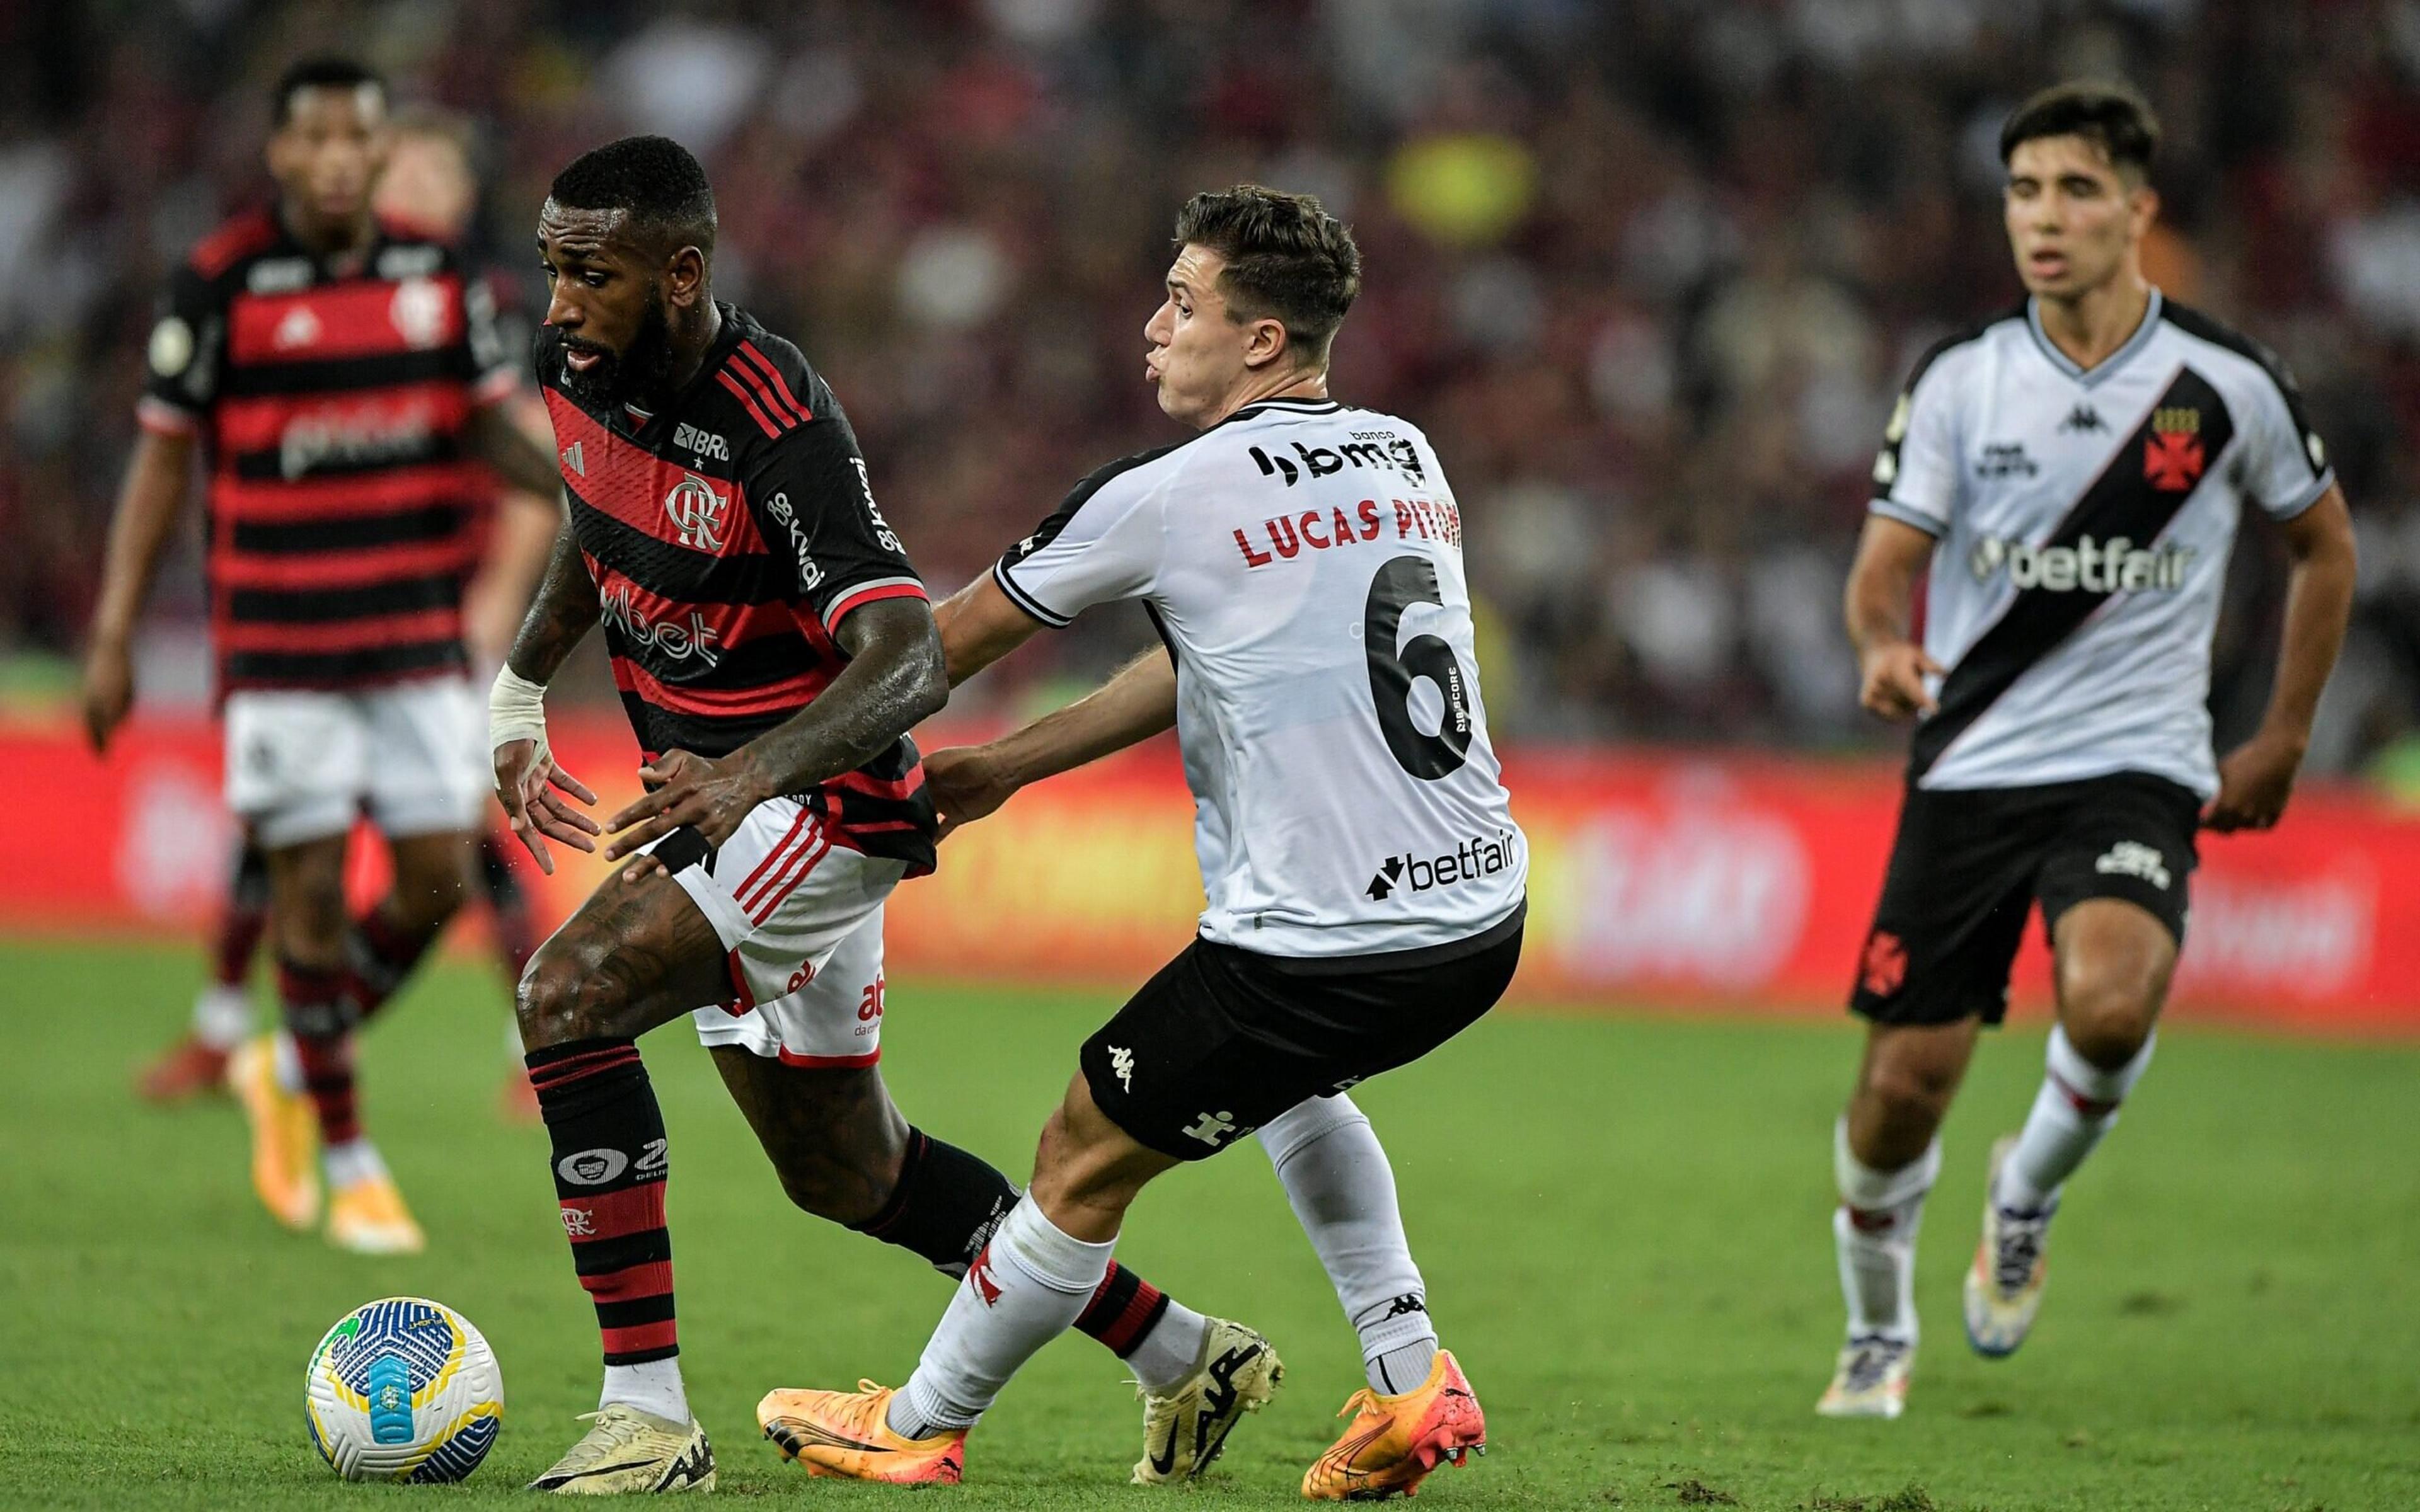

{"left": 1248, "top": 432, "right": 1426, "bottom": 488}
{"left": 1366, "top": 830, "right": 1518, "bottom": 902}
{"left": 600, "top": 583, "right": 723, "bottom": 667}
{"left": 1967, "top": 532, "right": 2196, "bottom": 593}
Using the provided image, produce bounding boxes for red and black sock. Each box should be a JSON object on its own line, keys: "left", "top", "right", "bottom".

{"left": 527, "top": 1038, "right": 677, "bottom": 1365}
{"left": 345, "top": 907, "right": 444, "bottom": 1024}
{"left": 278, "top": 958, "right": 359, "bottom": 1145}
{"left": 212, "top": 845, "right": 272, "bottom": 989}
{"left": 1077, "top": 1261, "right": 1171, "bottom": 1358}
{"left": 846, "top": 1126, "right": 1168, "bottom": 1356}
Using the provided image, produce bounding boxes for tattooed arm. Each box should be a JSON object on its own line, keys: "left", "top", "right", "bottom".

{"left": 505, "top": 521, "right": 600, "bottom": 682}
{"left": 600, "top": 597, "right": 947, "bottom": 861}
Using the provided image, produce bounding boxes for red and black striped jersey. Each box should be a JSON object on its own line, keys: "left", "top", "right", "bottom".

{"left": 534, "top": 305, "right": 938, "bottom": 874}
{"left": 139, "top": 206, "right": 517, "bottom": 696}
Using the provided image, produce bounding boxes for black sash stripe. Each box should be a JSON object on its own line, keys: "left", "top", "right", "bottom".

{"left": 1910, "top": 365, "right": 2235, "bottom": 780}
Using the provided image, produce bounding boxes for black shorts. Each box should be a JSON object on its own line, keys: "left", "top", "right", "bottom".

{"left": 1081, "top": 908, "right": 1524, "bottom": 1160}
{"left": 1850, "top": 773, "right": 2198, "bottom": 1028}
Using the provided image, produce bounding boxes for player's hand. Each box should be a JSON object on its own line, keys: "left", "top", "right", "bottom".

{"left": 1858, "top": 639, "right": 1944, "bottom": 721}
{"left": 79, "top": 636, "right": 135, "bottom": 754}
{"left": 495, "top": 737, "right": 600, "bottom": 875}
{"left": 2204, "top": 726, "right": 2307, "bottom": 833}
{"left": 603, "top": 748, "right": 763, "bottom": 864}
{"left": 923, "top": 745, "right": 1020, "bottom": 841}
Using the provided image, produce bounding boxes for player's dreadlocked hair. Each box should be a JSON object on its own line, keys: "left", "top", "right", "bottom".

{"left": 548, "top": 135, "right": 718, "bottom": 260}
{"left": 271, "top": 57, "right": 385, "bottom": 128}
{"left": 2000, "top": 81, "right": 2160, "bottom": 180}
{"left": 1175, "top": 185, "right": 1361, "bottom": 367}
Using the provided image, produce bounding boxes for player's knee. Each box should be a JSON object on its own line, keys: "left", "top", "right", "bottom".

{"left": 2060, "top": 987, "right": 2157, "bottom": 1068}
{"left": 514, "top": 935, "right": 635, "bottom": 1048}
{"left": 2056, "top": 951, "right": 2167, "bottom": 1068}
{"left": 1858, "top": 1052, "right": 1960, "bottom": 1126}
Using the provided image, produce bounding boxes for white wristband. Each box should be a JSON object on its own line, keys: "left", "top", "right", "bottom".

{"left": 489, "top": 666, "right": 551, "bottom": 755}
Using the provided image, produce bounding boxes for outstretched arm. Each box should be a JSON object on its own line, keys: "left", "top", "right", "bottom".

{"left": 933, "top": 571, "right": 1046, "bottom": 687}
{"left": 601, "top": 597, "right": 949, "bottom": 861}
{"left": 923, "top": 645, "right": 1176, "bottom": 839}
{"left": 80, "top": 429, "right": 195, "bottom": 752}
{"left": 2206, "top": 484, "right": 2358, "bottom": 832}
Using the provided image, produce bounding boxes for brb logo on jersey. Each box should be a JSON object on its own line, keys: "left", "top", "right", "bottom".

{"left": 1967, "top": 533, "right": 2196, "bottom": 594}
{"left": 664, "top": 472, "right": 732, "bottom": 551}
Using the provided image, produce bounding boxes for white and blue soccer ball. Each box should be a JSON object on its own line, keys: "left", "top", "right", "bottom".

{"left": 305, "top": 1297, "right": 503, "bottom": 1482}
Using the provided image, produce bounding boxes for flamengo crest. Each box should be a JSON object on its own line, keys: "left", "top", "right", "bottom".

{"left": 664, "top": 471, "right": 731, "bottom": 551}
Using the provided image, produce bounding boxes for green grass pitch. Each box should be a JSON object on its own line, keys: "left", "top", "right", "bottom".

{"left": 1, "top": 937, "right": 2415, "bottom": 1509}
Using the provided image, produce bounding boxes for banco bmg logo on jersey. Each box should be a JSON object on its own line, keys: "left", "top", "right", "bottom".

{"left": 1250, "top": 431, "right": 1426, "bottom": 488}
{"left": 1367, "top": 829, "right": 1519, "bottom": 902}
{"left": 1967, "top": 532, "right": 2196, "bottom": 594}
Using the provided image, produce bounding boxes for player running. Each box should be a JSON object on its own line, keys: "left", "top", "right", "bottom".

{"left": 493, "top": 137, "right": 1251, "bottom": 1496}
{"left": 132, "top": 103, "right": 560, "bottom": 1121}
{"left": 758, "top": 185, "right": 1523, "bottom": 1498}
{"left": 82, "top": 59, "right": 564, "bottom": 1253}
{"left": 1818, "top": 83, "right": 2357, "bottom": 1418}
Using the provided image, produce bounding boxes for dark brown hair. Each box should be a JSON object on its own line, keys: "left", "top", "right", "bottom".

{"left": 1174, "top": 184, "right": 1361, "bottom": 367}
{"left": 2000, "top": 81, "right": 2160, "bottom": 178}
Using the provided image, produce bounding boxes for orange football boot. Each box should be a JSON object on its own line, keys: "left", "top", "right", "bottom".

{"left": 1302, "top": 1349, "right": 1486, "bottom": 1501}
{"left": 758, "top": 1382, "right": 966, "bottom": 1485}
{"left": 228, "top": 1034, "right": 320, "bottom": 1231}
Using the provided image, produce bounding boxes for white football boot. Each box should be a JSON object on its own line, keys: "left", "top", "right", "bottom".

{"left": 1130, "top": 1318, "right": 1283, "bottom": 1484}
{"left": 1964, "top": 1134, "right": 2055, "bottom": 1358}
{"left": 1815, "top": 1334, "right": 1914, "bottom": 1419}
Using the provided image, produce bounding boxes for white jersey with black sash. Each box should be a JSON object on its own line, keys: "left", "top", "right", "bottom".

{"left": 1871, "top": 290, "right": 2334, "bottom": 799}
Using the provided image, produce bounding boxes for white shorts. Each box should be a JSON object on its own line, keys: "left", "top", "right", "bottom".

{"left": 222, "top": 676, "right": 488, "bottom": 849}
{"left": 657, "top": 795, "right": 905, "bottom": 1067}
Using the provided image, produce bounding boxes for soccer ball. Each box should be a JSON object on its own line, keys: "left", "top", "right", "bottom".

{"left": 304, "top": 1297, "right": 503, "bottom": 1482}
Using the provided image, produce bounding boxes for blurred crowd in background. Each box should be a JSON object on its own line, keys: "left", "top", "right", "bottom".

{"left": 6, "top": 0, "right": 2420, "bottom": 767}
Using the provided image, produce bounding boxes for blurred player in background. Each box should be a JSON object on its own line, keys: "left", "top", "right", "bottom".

{"left": 1821, "top": 82, "right": 2358, "bottom": 1417}
{"left": 132, "top": 102, "right": 562, "bottom": 1123}
{"left": 493, "top": 137, "right": 1248, "bottom": 1494}
{"left": 763, "top": 185, "right": 1518, "bottom": 1498}
{"left": 82, "top": 59, "right": 563, "bottom": 1253}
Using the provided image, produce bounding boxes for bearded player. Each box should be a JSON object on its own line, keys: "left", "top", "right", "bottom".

{"left": 1817, "top": 82, "right": 2357, "bottom": 1418}
{"left": 84, "top": 58, "right": 563, "bottom": 1252}
{"left": 492, "top": 136, "right": 1257, "bottom": 1495}
{"left": 758, "top": 185, "right": 1521, "bottom": 1498}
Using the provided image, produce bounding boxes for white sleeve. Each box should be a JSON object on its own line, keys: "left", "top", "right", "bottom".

{"left": 992, "top": 450, "right": 1172, "bottom": 626}
{"left": 1869, "top": 358, "right": 1961, "bottom": 537}
{"left": 2237, "top": 356, "right": 2335, "bottom": 521}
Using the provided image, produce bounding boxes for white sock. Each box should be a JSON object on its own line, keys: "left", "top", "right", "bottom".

{"left": 1833, "top": 1118, "right": 1938, "bottom": 1343}
{"left": 272, "top": 1029, "right": 306, "bottom": 1095}
{"left": 1123, "top": 1298, "right": 1211, "bottom": 1396}
{"left": 1257, "top": 1095, "right": 1439, "bottom": 1393}
{"left": 889, "top": 1197, "right": 1113, "bottom": 1437}
{"left": 322, "top": 1138, "right": 386, "bottom": 1189}
{"left": 193, "top": 984, "right": 254, "bottom": 1051}
{"left": 1998, "top": 1024, "right": 2155, "bottom": 1212}
{"left": 601, "top": 1357, "right": 690, "bottom": 1425}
